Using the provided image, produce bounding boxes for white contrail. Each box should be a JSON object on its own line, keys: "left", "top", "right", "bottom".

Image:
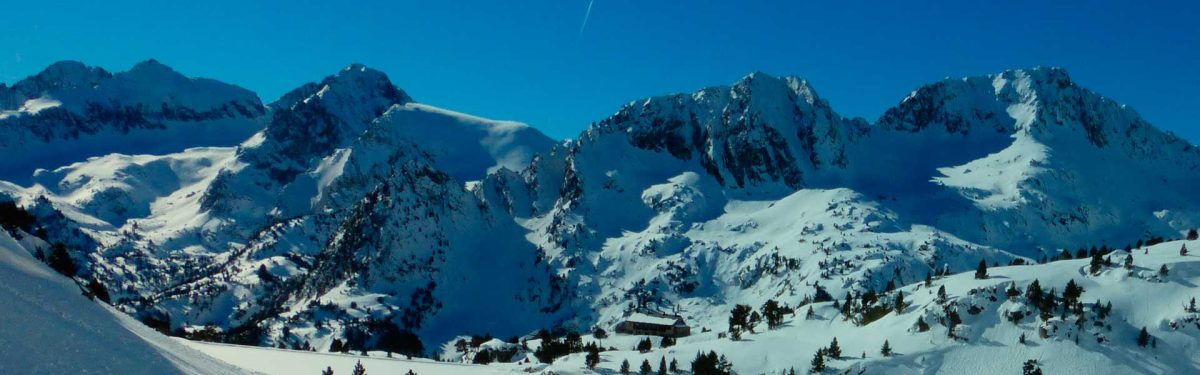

{"left": 578, "top": 0, "right": 595, "bottom": 38}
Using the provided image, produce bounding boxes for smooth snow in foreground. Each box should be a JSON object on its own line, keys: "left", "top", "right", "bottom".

{"left": 184, "top": 340, "right": 511, "bottom": 375}
{"left": 0, "top": 231, "right": 247, "bottom": 374}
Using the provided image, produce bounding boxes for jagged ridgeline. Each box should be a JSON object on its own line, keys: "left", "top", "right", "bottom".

{"left": 1, "top": 60, "right": 1197, "bottom": 364}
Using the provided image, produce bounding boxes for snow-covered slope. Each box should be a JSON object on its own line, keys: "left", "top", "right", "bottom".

{"left": 0, "top": 60, "right": 266, "bottom": 182}
{"left": 523, "top": 239, "right": 1200, "bottom": 375}
{"left": 0, "top": 229, "right": 248, "bottom": 374}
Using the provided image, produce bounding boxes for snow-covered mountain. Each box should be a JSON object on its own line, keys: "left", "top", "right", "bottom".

{"left": 480, "top": 68, "right": 1199, "bottom": 335}
{"left": 1, "top": 62, "right": 564, "bottom": 352}
{"left": 0, "top": 60, "right": 266, "bottom": 182}
{"left": 2, "top": 61, "right": 1198, "bottom": 374}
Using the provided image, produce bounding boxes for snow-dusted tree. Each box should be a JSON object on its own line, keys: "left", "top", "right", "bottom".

{"left": 1182, "top": 244, "right": 1190, "bottom": 256}
{"left": 1187, "top": 229, "right": 1198, "bottom": 241}
{"left": 636, "top": 337, "right": 653, "bottom": 353}
{"left": 1137, "top": 327, "right": 1151, "bottom": 347}
{"left": 658, "top": 356, "right": 667, "bottom": 375}
{"left": 640, "top": 359, "right": 653, "bottom": 375}
{"left": 1063, "top": 279, "right": 1084, "bottom": 305}
{"left": 880, "top": 340, "right": 892, "bottom": 357}
{"left": 351, "top": 360, "right": 367, "bottom": 375}
{"left": 690, "top": 351, "right": 731, "bottom": 375}
{"left": 584, "top": 344, "right": 600, "bottom": 368}
{"left": 660, "top": 336, "right": 675, "bottom": 348}
{"left": 762, "top": 299, "right": 786, "bottom": 329}
{"left": 894, "top": 291, "right": 906, "bottom": 314}
{"left": 936, "top": 285, "right": 948, "bottom": 304}
{"left": 620, "top": 359, "right": 631, "bottom": 374}
{"left": 1160, "top": 264, "right": 1170, "bottom": 276}
{"left": 322, "top": 366, "right": 334, "bottom": 375}
{"left": 1089, "top": 252, "right": 1104, "bottom": 274}
{"left": 826, "top": 337, "right": 842, "bottom": 358}
{"left": 728, "top": 304, "right": 753, "bottom": 339}
{"left": 974, "top": 260, "right": 988, "bottom": 279}
{"left": 809, "top": 350, "right": 825, "bottom": 373}
{"left": 86, "top": 278, "right": 111, "bottom": 304}
{"left": 47, "top": 242, "right": 76, "bottom": 277}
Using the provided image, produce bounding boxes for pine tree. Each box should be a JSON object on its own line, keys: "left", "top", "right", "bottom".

{"left": 1136, "top": 327, "right": 1151, "bottom": 347}
{"left": 893, "top": 291, "right": 906, "bottom": 314}
{"left": 640, "top": 359, "right": 653, "bottom": 375}
{"left": 585, "top": 344, "right": 600, "bottom": 368}
{"left": 620, "top": 359, "right": 631, "bottom": 374}
{"left": 658, "top": 356, "right": 667, "bottom": 375}
{"left": 1187, "top": 297, "right": 1197, "bottom": 313}
{"left": 809, "top": 350, "right": 825, "bottom": 373}
{"left": 1187, "top": 229, "right": 1198, "bottom": 241}
{"left": 1063, "top": 279, "right": 1084, "bottom": 305}
{"left": 86, "top": 278, "right": 111, "bottom": 304}
{"left": 1089, "top": 252, "right": 1104, "bottom": 274}
{"left": 826, "top": 337, "right": 841, "bottom": 358}
{"left": 728, "top": 304, "right": 753, "bottom": 339}
{"left": 880, "top": 340, "right": 892, "bottom": 357}
{"left": 936, "top": 285, "right": 948, "bottom": 304}
{"left": 669, "top": 358, "right": 678, "bottom": 373}
{"left": 1182, "top": 244, "right": 1190, "bottom": 256}
{"left": 916, "top": 316, "right": 930, "bottom": 332}
{"left": 322, "top": 366, "right": 334, "bottom": 375}
{"left": 1159, "top": 264, "right": 1169, "bottom": 276}
{"left": 1019, "top": 333, "right": 1026, "bottom": 344}
{"left": 974, "top": 260, "right": 988, "bottom": 279}
{"left": 1125, "top": 253, "right": 1135, "bottom": 270}
{"left": 47, "top": 242, "right": 76, "bottom": 277}
{"left": 351, "top": 360, "right": 367, "bottom": 375}
{"left": 762, "top": 299, "right": 785, "bottom": 329}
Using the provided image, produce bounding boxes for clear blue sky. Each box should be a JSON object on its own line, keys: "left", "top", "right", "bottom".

{"left": 1, "top": 1, "right": 1197, "bottom": 142}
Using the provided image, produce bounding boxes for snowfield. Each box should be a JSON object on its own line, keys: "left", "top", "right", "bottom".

{"left": 0, "top": 230, "right": 248, "bottom": 374}
{"left": 183, "top": 341, "right": 512, "bottom": 375}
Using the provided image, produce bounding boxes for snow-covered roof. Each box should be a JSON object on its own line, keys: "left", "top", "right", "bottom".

{"left": 624, "top": 312, "right": 684, "bottom": 326}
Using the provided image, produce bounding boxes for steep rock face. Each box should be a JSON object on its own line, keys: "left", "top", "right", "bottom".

{"left": 0, "top": 60, "right": 266, "bottom": 181}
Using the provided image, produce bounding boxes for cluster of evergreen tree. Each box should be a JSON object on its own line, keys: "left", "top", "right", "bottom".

{"left": 725, "top": 299, "right": 798, "bottom": 340}
{"left": 690, "top": 351, "right": 732, "bottom": 375}
{"left": 621, "top": 357, "right": 675, "bottom": 375}
{"left": 532, "top": 330, "right": 584, "bottom": 364}
{"left": 0, "top": 201, "right": 36, "bottom": 237}
{"left": 636, "top": 337, "right": 654, "bottom": 353}
{"left": 833, "top": 288, "right": 906, "bottom": 326}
